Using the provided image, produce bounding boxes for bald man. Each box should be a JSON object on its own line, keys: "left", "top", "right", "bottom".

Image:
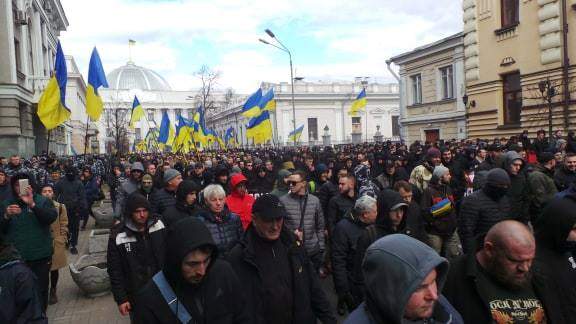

{"left": 443, "top": 221, "right": 566, "bottom": 324}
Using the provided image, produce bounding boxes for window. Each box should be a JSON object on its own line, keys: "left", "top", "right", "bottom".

{"left": 352, "top": 116, "right": 362, "bottom": 133}
{"left": 502, "top": 72, "right": 522, "bottom": 125}
{"left": 440, "top": 66, "right": 454, "bottom": 99}
{"left": 307, "top": 118, "right": 318, "bottom": 141}
{"left": 391, "top": 116, "right": 400, "bottom": 137}
{"left": 501, "top": 0, "right": 519, "bottom": 28}
{"left": 411, "top": 74, "right": 422, "bottom": 104}
{"left": 147, "top": 111, "right": 154, "bottom": 123}
{"left": 135, "top": 128, "right": 142, "bottom": 141}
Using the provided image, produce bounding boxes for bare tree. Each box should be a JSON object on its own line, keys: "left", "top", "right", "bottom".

{"left": 102, "top": 99, "right": 130, "bottom": 156}
{"left": 193, "top": 65, "right": 221, "bottom": 129}
{"left": 224, "top": 87, "right": 236, "bottom": 108}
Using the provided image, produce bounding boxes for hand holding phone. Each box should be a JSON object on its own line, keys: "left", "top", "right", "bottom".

{"left": 18, "top": 179, "right": 29, "bottom": 196}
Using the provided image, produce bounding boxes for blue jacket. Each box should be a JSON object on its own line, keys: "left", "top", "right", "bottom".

{"left": 196, "top": 208, "right": 243, "bottom": 257}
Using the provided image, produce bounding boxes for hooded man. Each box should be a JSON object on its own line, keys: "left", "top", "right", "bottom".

{"left": 503, "top": 151, "right": 529, "bottom": 223}
{"left": 162, "top": 180, "right": 201, "bottom": 228}
{"left": 107, "top": 193, "right": 166, "bottom": 319}
{"left": 459, "top": 168, "right": 514, "bottom": 254}
{"left": 133, "top": 217, "right": 250, "bottom": 324}
{"left": 527, "top": 152, "right": 558, "bottom": 221}
{"left": 115, "top": 161, "right": 145, "bottom": 219}
{"left": 0, "top": 233, "right": 47, "bottom": 323}
{"left": 0, "top": 173, "right": 57, "bottom": 311}
{"left": 345, "top": 234, "right": 463, "bottom": 324}
{"left": 138, "top": 174, "right": 157, "bottom": 201}
{"left": 226, "top": 173, "right": 255, "bottom": 230}
{"left": 228, "top": 194, "right": 336, "bottom": 324}
{"left": 54, "top": 166, "right": 87, "bottom": 254}
{"left": 533, "top": 196, "right": 576, "bottom": 320}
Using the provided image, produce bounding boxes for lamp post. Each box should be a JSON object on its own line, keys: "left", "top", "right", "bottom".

{"left": 259, "top": 29, "right": 297, "bottom": 146}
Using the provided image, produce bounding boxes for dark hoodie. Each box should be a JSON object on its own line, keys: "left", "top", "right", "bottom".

{"left": 345, "top": 234, "right": 462, "bottom": 324}
{"left": 0, "top": 240, "right": 47, "bottom": 323}
{"left": 503, "top": 151, "right": 529, "bottom": 223}
{"left": 533, "top": 196, "right": 576, "bottom": 320}
{"left": 133, "top": 217, "right": 250, "bottom": 324}
{"left": 162, "top": 180, "right": 201, "bottom": 228}
{"left": 271, "top": 169, "right": 291, "bottom": 197}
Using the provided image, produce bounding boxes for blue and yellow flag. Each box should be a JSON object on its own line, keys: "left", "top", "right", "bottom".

{"left": 86, "top": 47, "right": 108, "bottom": 121}
{"left": 129, "top": 96, "right": 145, "bottom": 128}
{"left": 224, "top": 127, "right": 234, "bottom": 144}
{"left": 348, "top": 88, "right": 367, "bottom": 116}
{"left": 259, "top": 88, "right": 276, "bottom": 112}
{"left": 158, "top": 111, "right": 173, "bottom": 144}
{"left": 37, "top": 41, "right": 71, "bottom": 130}
{"left": 288, "top": 124, "right": 304, "bottom": 142}
{"left": 246, "top": 111, "right": 272, "bottom": 145}
{"left": 241, "top": 88, "right": 262, "bottom": 118}
{"left": 193, "top": 106, "right": 208, "bottom": 147}
{"left": 173, "top": 115, "right": 194, "bottom": 153}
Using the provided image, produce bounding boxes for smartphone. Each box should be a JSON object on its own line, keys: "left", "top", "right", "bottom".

{"left": 18, "top": 179, "right": 29, "bottom": 196}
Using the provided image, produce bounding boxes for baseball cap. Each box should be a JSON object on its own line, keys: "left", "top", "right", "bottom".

{"left": 252, "top": 194, "right": 286, "bottom": 220}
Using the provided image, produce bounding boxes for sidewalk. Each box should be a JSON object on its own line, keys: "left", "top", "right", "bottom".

{"left": 46, "top": 209, "right": 129, "bottom": 324}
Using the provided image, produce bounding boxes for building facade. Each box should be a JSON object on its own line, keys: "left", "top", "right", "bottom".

{"left": 463, "top": 0, "right": 576, "bottom": 138}
{"left": 209, "top": 79, "right": 400, "bottom": 147}
{"left": 388, "top": 33, "right": 467, "bottom": 143}
{"left": 0, "top": 0, "right": 68, "bottom": 156}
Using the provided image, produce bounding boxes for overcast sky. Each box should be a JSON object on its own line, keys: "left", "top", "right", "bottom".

{"left": 59, "top": 0, "right": 462, "bottom": 93}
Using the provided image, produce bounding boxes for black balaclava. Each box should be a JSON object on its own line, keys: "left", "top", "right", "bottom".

{"left": 482, "top": 168, "right": 510, "bottom": 200}
{"left": 65, "top": 166, "right": 77, "bottom": 181}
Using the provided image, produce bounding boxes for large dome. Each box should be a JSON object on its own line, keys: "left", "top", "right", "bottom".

{"left": 106, "top": 62, "right": 172, "bottom": 91}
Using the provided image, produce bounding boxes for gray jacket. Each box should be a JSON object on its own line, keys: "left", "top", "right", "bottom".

{"left": 280, "top": 192, "right": 325, "bottom": 255}
{"left": 114, "top": 178, "right": 140, "bottom": 219}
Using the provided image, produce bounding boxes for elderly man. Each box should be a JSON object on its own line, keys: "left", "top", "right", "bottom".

{"left": 443, "top": 220, "right": 565, "bottom": 323}
{"left": 332, "top": 195, "right": 377, "bottom": 314}
{"left": 345, "top": 234, "right": 463, "bottom": 324}
{"left": 228, "top": 194, "right": 336, "bottom": 324}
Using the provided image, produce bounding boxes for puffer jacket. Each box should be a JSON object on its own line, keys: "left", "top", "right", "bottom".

{"left": 280, "top": 192, "right": 325, "bottom": 255}
{"left": 326, "top": 193, "right": 356, "bottom": 234}
{"left": 107, "top": 217, "right": 166, "bottom": 305}
{"left": 458, "top": 188, "right": 512, "bottom": 253}
{"left": 226, "top": 173, "right": 255, "bottom": 230}
{"left": 420, "top": 181, "right": 457, "bottom": 236}
{"left": 150, "top": 188, "right": 177, "bottom": 216}
{"left": 554, "top": 165, "right": 576, "bottom": 192}
{"left": 195, "top": 208, "right": 243, "bottom": 258}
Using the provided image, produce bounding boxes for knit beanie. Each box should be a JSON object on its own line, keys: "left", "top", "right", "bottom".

{"left": 426, "top": 148, "right": 441, "bottom": 159}
{"left": 433, "top": 165, "right": 450, "bottom": 180}
{"left": 486, "top": 168, "right": 511, "bottom": 187}
{"left": 125, "top": 193, "right": 150, "bottom": 215}
{"left": 163, "top": 168, "right": 181, "bottom": 183}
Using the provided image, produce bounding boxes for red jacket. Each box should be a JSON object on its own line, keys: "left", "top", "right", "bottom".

{"left": 226, "top": 174, "right": 255, "bottom": 230}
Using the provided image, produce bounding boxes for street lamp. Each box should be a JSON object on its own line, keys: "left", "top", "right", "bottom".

{"left": 259, "top": 29, "right": 297, "bottom": 147}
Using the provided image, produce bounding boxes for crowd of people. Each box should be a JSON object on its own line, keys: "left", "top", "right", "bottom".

{"left": 2, "top": 128, "right": 576, "bottom": 323}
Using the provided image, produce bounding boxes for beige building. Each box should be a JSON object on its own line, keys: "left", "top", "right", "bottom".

{"left": 463, "top": 0, "right": 576, "bottom": 138}
{"left": 0, "top": 0, "right": 69, "bottom": 156}
{"left": 388, "top": 33, "right": 467, "bottom": 143}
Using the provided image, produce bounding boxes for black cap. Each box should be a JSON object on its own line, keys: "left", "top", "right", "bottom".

{"left": 252, "top": 194, "right": 286, "bottom": 220}
{"left": 537, "top": 152, "right": 555, "bottom": 164}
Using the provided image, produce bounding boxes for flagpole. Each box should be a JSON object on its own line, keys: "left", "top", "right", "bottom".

{"left": 83, "top": 116, "right": 90, "bottom": 156}
{"left": 46, "top": 130, "right": 51, "bottom": 155}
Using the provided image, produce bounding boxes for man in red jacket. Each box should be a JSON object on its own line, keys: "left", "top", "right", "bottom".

{"left": 226, "top": 173, "right": 255, "bottom": 230}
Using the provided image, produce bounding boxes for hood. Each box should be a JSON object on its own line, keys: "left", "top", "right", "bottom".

{"left": 163, "top": 217, "right": 217, "bottom": 287}
{"left": 131, "top": 162, "right": 144, "bottom": 172}
{"left": 375, "top": 189, "right": 408, "bottom": 228}
{"left": 0, "top": 242, "right": 21, "bottom": 268}
{"left": 503, "top": 151, "right": 524, "bottom": 172}
{"left": 535, "top": 196, "right": 576, "bottom": 250}
{"left": 176, "top": 180, "right": 201, "bottom": 203}
{"left": 363, "top": 234, "right": 449, "bottom": 323}
{"left": 230, "top": 173, "right": 248, "bottom": 189}
{"left": 9, "top": 173, "right": 35, "bottom": 197}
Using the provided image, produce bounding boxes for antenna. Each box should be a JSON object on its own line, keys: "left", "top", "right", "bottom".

{"left": 128, "top": 39, "right": 136, "bottom": 64}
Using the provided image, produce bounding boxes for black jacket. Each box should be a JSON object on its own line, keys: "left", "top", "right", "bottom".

{"left": 331, "top": 212, "right": 369, "bottom": 297}
{"left": 133, "top": 217, "right": 250, "bottom": 324}
{"left": 161, "top": 180, "right": 201, "bottom": 228}
{"left": 420, "top": 181, "right": 458, "bottom": 236}
{"left": 443, "top": 252, "right": 567, "bottom": 324}
{"left": 533, "top": 195, "right": 576, "bottom": 321}
{"left": 195, "top": 208, "right": 243, "bottom": 258}
{"left": 326, "top": 193, "right": 356, "bottom": 234}
{"left": 0, "top": 244, "right": 47, "bottom": 324}
{"left": 107, "top": 218, "right": 166, "bottom": 305}
{"left": 458, "top": 188, "right": 513, "bottom": 254}
{"left": 54, "top": 177, "right": 87, "bottom": 214}
{"left": 150, "top": 188, "right": 177, "bottom": 216}
{"left": 554, "top": 165, "right": 576, "bottom": 192}
{"left": 227, "top": 226, "right": 337, "bottom": 324}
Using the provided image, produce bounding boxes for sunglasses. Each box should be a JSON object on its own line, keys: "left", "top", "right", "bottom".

{"left": 288, "top": 180, "right": 302, "bottom": 186}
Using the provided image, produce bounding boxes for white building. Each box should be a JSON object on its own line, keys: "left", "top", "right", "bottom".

{"left": 210, "top": 79, "right": 400, "bottom": 146}
{"left": 99, "top": 61, "right": 236, "bottom": 154}
{"left": 0, "top": 0, "right": 68, "bottom": 156}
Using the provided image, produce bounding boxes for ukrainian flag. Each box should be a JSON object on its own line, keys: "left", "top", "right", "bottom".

{"left": 241, "top": 88, "right": 262, "bottom": 118}
{"left": 288, "top": 124, "right": 304, "bottom": 143}
{"left": 193, "top": 106, "right": 208, "bottom": 147}
{"left": 259, "top": 88, "right": 276, "bottom": 112}
{"left": 224, "top": 127, "right": 234, "bottom": 144}
{"left": 86, "top": 47, "right": 108, "bottom": 121}
{"left": 158, "top": 111, "right": 174, "bottom": 144}
{"left": 173, "top": 115, "right": 194, "bottom": 153}
{"left": 246, "top": 111, "right": 272, "bottom": 145}
{"left": 129, "top": 96, "right": 145, "bottom": 128}
{"left": 348, "top": 88, "right": 367, "bottom": 116}
{"left": 37, "top": 41, "right": 71, "bottom": 130}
